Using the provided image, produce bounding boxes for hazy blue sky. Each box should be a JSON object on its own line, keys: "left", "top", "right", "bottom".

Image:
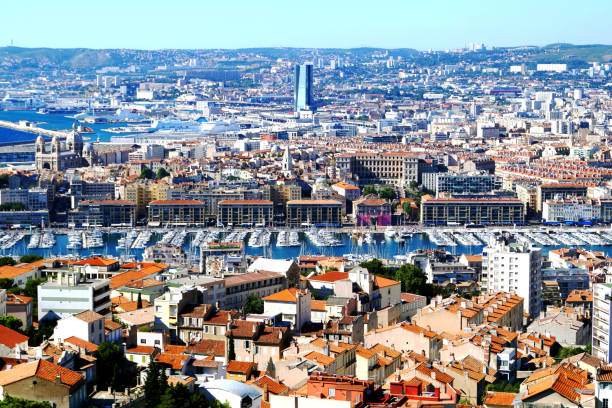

{"left": 1, "top": 0, "right": 610, "bottom": 50}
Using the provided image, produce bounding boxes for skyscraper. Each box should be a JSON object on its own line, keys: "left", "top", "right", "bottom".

{"left": 294, "top": 64, "right": 313, "bottom": 112}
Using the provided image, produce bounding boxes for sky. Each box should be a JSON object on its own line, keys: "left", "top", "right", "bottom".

{"left": 1, "top": 0, "right": 610, "bottom": 50}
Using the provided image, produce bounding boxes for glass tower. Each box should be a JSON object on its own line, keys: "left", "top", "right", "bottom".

{"left": 294, "top": 64, "right": 313, "bottom": 112}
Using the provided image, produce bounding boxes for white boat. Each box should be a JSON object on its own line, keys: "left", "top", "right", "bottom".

{"left": 384, "top": 227, "right": 396, "bottom": 239}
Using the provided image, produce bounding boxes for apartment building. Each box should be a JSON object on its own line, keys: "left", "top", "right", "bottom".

{"left": 422, "top": 171, "right": 500, "bottom": 197}
{"left": 148, "top": 199, "right": 206, "bottom": 226}
{"left": 38, "top": 272, "right": 111, "bottom": 319}
{"left": 536, "top": 183, "right": 589, "bottom": 213}
{"left": 481, "top": 234, "right": 543, "bottom": 317}
{"left": 593, "top": 282, "right": 612, "bottom": 363}
{"left": 224, "top": 271, "right": 287, "bottom": 310}
{"left": 286, "top": 199, "right": 343, "bottom": 227}
{"left": 421, "top": 196, "right": 525, "bottom": 225}
{"left": 69, "top": 200, "right": 136, "bottom": 227}
{"left": 217, "top": 200, "right": 274, "bottom": 227}
{"left": 124, "top": 182, "right": 169, "bottom": 218}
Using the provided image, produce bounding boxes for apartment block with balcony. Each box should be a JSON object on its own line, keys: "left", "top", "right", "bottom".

{"left": 148, "top": 199, "right": 206, "bottom": 226}
{"left": 593, "top": 282, "right": 612, "bottom": 363}
{"left": 286, "top": 199, "right": 342, "bottom": 227}
{"left": 217, "top": 200, "right": 274, "bottom": 227}
{"left": 421, "top": 196, "right": 525, "bottom": 225}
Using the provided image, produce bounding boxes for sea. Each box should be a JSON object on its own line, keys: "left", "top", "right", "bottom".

{"left": 0, "top": 110, "right": 118, "bottom": 143}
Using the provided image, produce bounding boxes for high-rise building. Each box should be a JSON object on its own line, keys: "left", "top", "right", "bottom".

{"left": 481, "top": 233, "right": 542, "bottom": 318}
{"left": 294, "top": 64, "right": 313, "bottom": 112}
{"left": 593, "top": 281, "right": 612, "bottom": 363}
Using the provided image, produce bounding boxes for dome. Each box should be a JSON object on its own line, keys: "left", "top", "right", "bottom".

{"left": 35, "top": 135, "right": 44, "bottom": 145}
{"left": 66, "top": 130, "right": 82, "bottom": 143}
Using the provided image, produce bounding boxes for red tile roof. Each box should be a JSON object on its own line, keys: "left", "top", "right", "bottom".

{"left": 0, "top": 325, "right": 29, "bottom": 348}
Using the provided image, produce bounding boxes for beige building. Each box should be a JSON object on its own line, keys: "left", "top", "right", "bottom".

{"left": 335, "top": 152, "right": 419, "bottom": 187}
{"left": 364, "top": 322, "right": 443, "bottom": 360}
{"left": 412, "top": 295, "right": 484, "bottom": 335}
{"left": 124, "top": 182, "right": 169, "bottom": 218}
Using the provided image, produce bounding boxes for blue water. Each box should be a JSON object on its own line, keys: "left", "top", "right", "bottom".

{"left": 0, "top": 110, "right": 119, "bottom": 142}
{"left": 3, "top": 231, "right": 612, "bottom": 262}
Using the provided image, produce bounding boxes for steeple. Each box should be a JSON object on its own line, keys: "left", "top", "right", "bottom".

{"left": 282, "top": 146, "right": 293, "bottom": 172}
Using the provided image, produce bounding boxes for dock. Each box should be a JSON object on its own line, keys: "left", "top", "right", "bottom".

{"left": 0, "top": 120, "right": 68, "bottom": 139}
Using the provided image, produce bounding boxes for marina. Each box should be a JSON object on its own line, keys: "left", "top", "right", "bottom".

{"left": 0, "top": 226, "right": 610, "bottom": 262}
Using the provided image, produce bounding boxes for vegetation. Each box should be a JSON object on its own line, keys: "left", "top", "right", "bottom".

{"left": 139, "top": 167, "right": 154, "bottom": 180}
{"left": 157, "top": 382, "right": 230, "bottom": 408}
{"left": 156, "top": 168, "right": 170, "bottom": 179}
{"left": 244, "top": 294, "right": 264, "bottom": 315}
{"left": 0, "top": 278, "right": 14, "bottom": 289}
{"left": 362, "top": 185, "right": 378, "bottom": 196}
{"left": 486, "top": 380, "right": 521, "bottom": 393}
{"left": 360, "top": 258, "right": 455, "bottom": 299}
{"left": 144, "top": 361, "right": 168, "bottom": 408}
{"left": 19, "top": 254, "right": 43, "bottom": 263}
{"left": 361, "top": 185, "right": 396, "bottom": 200}
{"left": 0, "top": 316, "right": 23, "bottom": 332}
{"left": 0, "top": 396, "right": 52, "bottom": 408}
{"left": 94, "top": 341, "right": 135, "bottom": 392}
{"left": 227, "top": 331, "right": 236, "bottom": 361}
{"left": 26, "top": 316, "right": 58, "bottom": 347}
{"left": 556, "top": 344, "right": 592, "bottom": 360}
{"left": 266, "top": 357, "right": 276, "bottom": 379}
{"left": 0, "top": 202, "right": 27, "bottom": 211}
{"left": 0, "top": 257, "right": 16, "bottom": 266}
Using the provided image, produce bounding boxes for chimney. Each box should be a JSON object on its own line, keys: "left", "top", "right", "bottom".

{"left": 264, "top": 383, "right": 269, "bottom": 402}
{"left": 55, "top": 373, "right": 62, "bottom": 384}
{"left": 431, "top": 371, "right": 436, "bottom": 380}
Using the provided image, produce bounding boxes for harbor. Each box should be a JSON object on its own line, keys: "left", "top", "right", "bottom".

{"left": 4, "top": 226, "right": 612, "bottom": 262}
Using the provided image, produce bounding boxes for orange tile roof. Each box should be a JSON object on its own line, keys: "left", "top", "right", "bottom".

{"left": 483, "top": 391, "right": 517, "bottom": 406}
{"left": 72, "top": 257, "right": 118, "bottom": 266}
{"left": 73, "top": 310, "right": 104, "bottom": 324}
{"left": 311, "top": 300, "right": 326, "bottom": 311}
{"left": 0, "top": 359, "right": 83, "bottom": 388}
{"left": 0, "top": 325, "right": 28, "bottom": 348}
{"left": 375, "top": 275, "right": 400, "bottom": 288}
{"left": 110, "top": 270, "right": 157, "bottom": 290}
{"left": 227, "top": 360, "right": 255, "bottom": 374}
{"left": 304, "top": 351, "right": 335, "bottom": 366}
{"left": 251, "top": 375, "right": 288, "bottom": 395}
{"left": 149, "top": 199, "right": 204, "bottom": 205}
{"left": 0, "top": 265, "right": 31, "bottom": 279}
{"left": 263, "top": 288, "right": 307, "bottom": 302}
{"left": 126, "top": 346, "right": 156, "bottom": 354}
{"left": 309, "top": 271, "right": 349, "bottom": 283}
{"left": 64, "top": 336, "right": 98, "bottom": 353}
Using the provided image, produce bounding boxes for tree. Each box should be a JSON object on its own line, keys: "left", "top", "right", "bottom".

{"left": 158, "top": 383, "right": 216, "bottom": 408}
{"left": 0, "top": 316, "right": 23, "bottom": 332}
{"left": 144, "top": 361, "right": 168, "bottom": 408}
{"left": 458, "top": 398, "right": 473, "bottom": 406}
{"left": 0, "top": 278, "right": 14, "bottom": 290}
{"left": 25, "top": 316, "right": 58, "bottom": 347}
{"left": 137, "top": 293, "right": 143, "bottom": 309}
{"left": 19, "top": 254, "right": 43, "bottom": 264}
{"left": 0, "top": 203, "right": 26, "bottom": 211}
{"left": 227, "top": 331, "right": 236, "bottom": 361}
{"left": 362, "top": 185, "right": 378, "bottom": 196}
{"left": 244, "top": 295, "right": 263, "bottom": 315}
{"left": 266, "top": 357, "right": 276, "bottom": 379}
{"left": 0, "top": 257, "right": 16, "bottom": 266}
{"left": 0, "top": 396, "right": 52, "bottom": 408}
{"left": 139, "top": 167, "right": 154, "bottom": 180}
{"left": 378, "top": 186, "right": 397, "bottom": 201}
{"left": 394, "top": 264, "right": 427, "bottom": 294}
{"left": 94, "top": 341, "right": 134, "bottom": 392}
{"left": 156, "top": 167, "right": 170, "bottom": 180}
{"left": 360, "top": 258, "right": 386, "bottom": 276}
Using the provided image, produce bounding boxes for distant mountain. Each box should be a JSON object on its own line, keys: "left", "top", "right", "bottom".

{"left": 528, "top": 43, "right": 612, "bottom": 62}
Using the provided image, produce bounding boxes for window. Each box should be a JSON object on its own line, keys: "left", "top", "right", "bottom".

{"left": 154, "top": 340, "right": 160, "bottom": 345}
{"left": 604, "top": 399, "right": 609, "bottom": 408}
{"left": 329, "top": 388, "right": 335, "bottom": 398}
{"left": 141, "top": 339, "right": 146, "bottom": 344}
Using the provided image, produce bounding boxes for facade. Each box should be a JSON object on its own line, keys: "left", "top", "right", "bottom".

{"left": 224, "top": 271, "right": 287, "bottom": 310}
{"left": 593, "top": 282, "right": 612, "bottom": 363}
{"left": 6, "top": 293, "right": 32, "bottom": 328}
{"left": 148, "top": 199, "right": 206, "bottom": 226}
{"left": 536, "top": 184, "right": 589, "bottom": 213}
{"left": 38, "top": 272, "right": 111, "bottom": 319}
{"left": 481, "top": 234, "right": 543, "bottom": 317}
{"left": 263, "top": 288, "right": 312, "bottom": 332}
{"left": 286, "top": 199, "right": 343, "bottom": 227}
{"left": 53, "top": 310, "right": 106, "bottom": 345}
{"left": 124, "top": 182, "right": 169, "bottom": 218}
{"left": 421, "top": 196, "right": 525, "bottom": 225}
{"left": 353, "top": 198, "right": 392, "bottom": 226}
{"left": 543, "top": 198, "right": 612, "bottom": 223}
{"left": 35, "top": 131, "right": 94, "bottom": 172}
{"left": 424, "top": 171, "right": 500, "bottom": 197}
{"left": 0, "top": 359, "right": 87, "bottom": 408}
{"left": 331, "top": 182, "right": 361, "bottom": 201}
{"left": 294, "top": 63, "right": 314, "bottom": 111}
{"left": 335, "top": 152, "right": 419, "bottom": 187}
{"left": 0, "top": 188, "right": 48, "bottom": 210}
{"left": 218, "top": 200, "right": 274, "bottom": 227}
{"left": 69, "top": 200, "right": 136, "bottom": 227}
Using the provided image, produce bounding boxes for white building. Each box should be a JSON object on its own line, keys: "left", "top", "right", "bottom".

{"left": 200, "top": 380, "right": 261, "bottom": 408}
{"left": 481, "top": 234, "right": 542, "bottom": 317}
{"left": 543, "top": 198, "right": 601, "bottom": 223}
{"left": 38, "top": 272, "right": 111, "bottom": 320}
{"left": 536, "top": 64, "right": 567, "bottom": 73}
{"left": 593, "top": 282, "right": 612, "bottom": 363}
{"left": 263, "top": 288, "right": 311, "bottom": 332}
{"left": 53, "top": 310, "right": 106, "bottom": 345}
{"left": 596, "top": 366, "right": 612, "bottom": 408}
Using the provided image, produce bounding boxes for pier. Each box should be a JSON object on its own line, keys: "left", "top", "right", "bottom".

{"left": 0, "top": 120, "right": 68, "bottom": 139}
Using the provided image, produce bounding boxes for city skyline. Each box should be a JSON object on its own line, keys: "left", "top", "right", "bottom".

{"left": 1, "top": 0, "right": 611, "bottom": 50}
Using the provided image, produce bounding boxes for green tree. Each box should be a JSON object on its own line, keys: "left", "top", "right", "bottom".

{"left": 359, "top": 258, "right": 386, "bottom": 276}
{"left": 244, "top": 295, "right": 264, "bottom": 315}
{"left": 0, "top": 396, "right": 52, "bottom": 408}
{"left": 94, "top": 341, "right": 134, "bottom": 392}
{"left": 227, "top": 331, "right": 236, "bottom": 361}
{"left": 19, "top": 254, "right": 43, "bottom": 264}
{"left": 394, "top": 263, "right": 427, "bottom": 294}
{"left": 0, "top": 278, "right": 14, "bottom": 290}
{"left": 458, "top": 398, "right": 473, "bottom": 406}
{"left": 0, "top": 203, "right": 26, "bottom": 211}
{"left": 144, "top": 360, "right": 168, "bottom": 408}
{"left": 158, "top": 383, "right": 216, "bottom": 408}
{"left": 156, "top": 167, "right": 170, "bottom": 180}
{"left": 0, "top": 257, "right": 16, "bottom": 266}
{"left": 139, "top": 167, "right": 154, "bottom": 180}
{"left": 0, "top": 316, "right": 23, "bottom": 332}
{"left": 378, "top": 186, "right": 397, "bottom": 201}
{"left": 25, "top": 316, "right": 58, "bottom": 346}
{"left": 362, "top": 185, "right": 378, "bottom": 196}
